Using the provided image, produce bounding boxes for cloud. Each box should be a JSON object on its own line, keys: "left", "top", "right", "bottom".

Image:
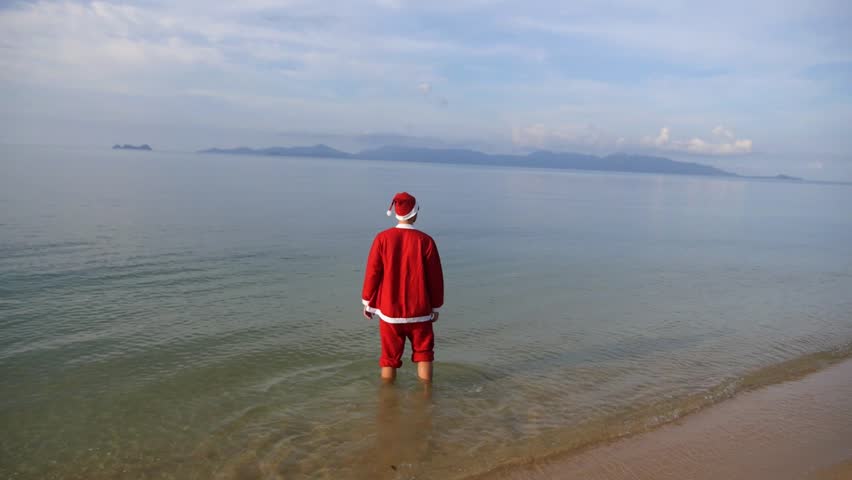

{"left": 0, "top": 1, "right": 431, "bottom": 93}
{"left": 511, "top": 123, "right": 612, "bottom": 150}
{"left": 646, "top": 126, "right": 671, "bottom": 147}
{"left": 641, "top": 126, "right": 753, "bottom": 156}
{"left": 503, "top": 2, "right": 852, "bottom": 70}
{"left": 0, "top": 1, "right": 225, "bottom": 90}
{"left": 512, "top": 123, "right": 754, "bottom": 156}
{"left": 712, "top": 125, "right": 735, "bottom": 140}
{"left": 416, "top": 82, "right": 449, "bottom": 107}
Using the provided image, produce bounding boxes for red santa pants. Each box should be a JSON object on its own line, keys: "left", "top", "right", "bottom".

{"left": 379, "top": 320, "right": 434, "bottom": 368}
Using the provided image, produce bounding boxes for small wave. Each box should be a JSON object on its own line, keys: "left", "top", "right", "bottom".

{"left": 0, "top": 240, "right": 93, "bottom": 258}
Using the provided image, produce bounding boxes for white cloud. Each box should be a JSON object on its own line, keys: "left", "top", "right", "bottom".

{"left": 416, "top": 82, "right": 450, "bottom": 108}
{"left": 641, "top": 126, "right": 753, "bottom": 155}
{"left": 0, "top": 1, "right": 224, "bottom": 88}
{"left": 503, "top": 1, "right": 852, "bottom": 70}
{"left": 0, "top": 0, "right": 539, "bottom": 91}
{"left": 647, "top": 126, "right": 671, "bottom": 147}
{"left": 511, "top": 123, "right": 612, "bottom": 149}
{"left": 712, "top": 125, "right": 735, "bottom": 140}
{"left": 512, "top": 123, "right": 754, "bottom": 156}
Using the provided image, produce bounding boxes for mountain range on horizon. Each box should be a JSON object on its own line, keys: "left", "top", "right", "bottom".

{"left": 198, "top": 144, "right": 802, "bottom": 181}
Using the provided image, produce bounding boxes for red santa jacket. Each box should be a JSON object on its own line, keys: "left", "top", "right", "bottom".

{"left": 361, "top": 224, "right": 444, "bottom": 323}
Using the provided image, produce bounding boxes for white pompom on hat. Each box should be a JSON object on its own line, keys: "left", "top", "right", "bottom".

{"left": 386, "top": 192, "right": 419, "bottom": 220}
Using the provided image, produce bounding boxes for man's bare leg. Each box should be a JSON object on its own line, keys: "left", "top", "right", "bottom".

{"left": 381, "top": 367, "right": 397, "bottom": 383}
{"left": 417, "top": 362, "right": 432, "bottom": 382}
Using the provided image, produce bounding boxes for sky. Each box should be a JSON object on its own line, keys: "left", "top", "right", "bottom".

{"left": 1, "top": 0, "right": 851, "bottom": 179}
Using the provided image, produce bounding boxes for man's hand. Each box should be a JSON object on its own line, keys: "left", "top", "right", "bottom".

{"left": 431, "top": 311, "right": 440, "bottom": 322}
{"left": 363, "top": 307, "right": 373, "bottom": 320}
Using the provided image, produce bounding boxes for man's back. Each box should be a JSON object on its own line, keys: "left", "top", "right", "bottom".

{"left": 361, "top": 224, "right": 443, "bottom": 322}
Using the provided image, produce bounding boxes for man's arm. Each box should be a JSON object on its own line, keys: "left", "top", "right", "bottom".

{"left": 361, "top": 235, "right": 383, "bottom": 319}
{"left": 425, "top": 238, "right": 444, "bottom": 319}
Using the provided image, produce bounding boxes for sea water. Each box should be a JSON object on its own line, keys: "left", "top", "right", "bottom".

{"left": 1, "top": 144, "right": 851, "bottom": 479}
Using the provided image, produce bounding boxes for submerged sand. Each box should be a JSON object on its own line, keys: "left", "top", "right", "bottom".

{"left": 812, "top": 459, "right": 852, "bottom": 480}
{"left": 475, "top": 358, "right": 852, "bottom": 480}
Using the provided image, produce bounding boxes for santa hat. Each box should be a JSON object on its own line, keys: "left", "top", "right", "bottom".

{"left": 386, "top": 192, "right": 419, "bottom": 221}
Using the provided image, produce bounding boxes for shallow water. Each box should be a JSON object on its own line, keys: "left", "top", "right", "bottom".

{"left": 1, "top": 144, "right": 851, "bottom": 479}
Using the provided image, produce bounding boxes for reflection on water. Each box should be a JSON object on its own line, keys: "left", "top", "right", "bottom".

{"left": 372, "top": 383, "right": 434, "bottom": 479}
{"left": 2, "top": 145, "right": 852, "bottom": 479}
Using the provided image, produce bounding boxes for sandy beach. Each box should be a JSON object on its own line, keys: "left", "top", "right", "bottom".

{"left": 475, "top": 358, "right": 852, "bottom": 480}
{"left": 812, "top": 460, "right": 852, "bottom": 480}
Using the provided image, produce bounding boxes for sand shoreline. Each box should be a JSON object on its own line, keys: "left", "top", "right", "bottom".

{"left": 811, "top": 459, "right": 852, "bottom": 480}
{"left": 471, "top": 358, "right": 852, "bottom": 480}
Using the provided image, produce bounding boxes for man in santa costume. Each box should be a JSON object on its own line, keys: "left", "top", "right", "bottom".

{"left": 362, "top": 192, "right": 444, "bottom": 383}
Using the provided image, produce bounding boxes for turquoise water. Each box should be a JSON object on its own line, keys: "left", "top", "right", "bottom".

{"left": 1, "top": 144, "right": 851, "bottom": 479}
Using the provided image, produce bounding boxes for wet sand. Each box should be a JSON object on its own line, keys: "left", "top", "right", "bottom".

{"left": 476, "top": 359, "right": 852, "bottom": 480}
{"left": 811, "top": 459, "right": 852, "bottom": 480}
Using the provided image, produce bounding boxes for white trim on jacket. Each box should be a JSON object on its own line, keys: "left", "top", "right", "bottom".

{"left": 361, "top": 299, "right": 440, "bottom": 323}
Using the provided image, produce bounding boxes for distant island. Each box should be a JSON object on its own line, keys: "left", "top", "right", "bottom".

{"left": 200, "top": 144, "right": 348, "bottom": 158}
{"left": 113, "top": 144, "right": 152, "bottom": 151}
{"left": 198, "top": 144, "right": 802, "bottom": 180}
{"left": 750, "top": 174, "right": 804, "bottom": 181}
